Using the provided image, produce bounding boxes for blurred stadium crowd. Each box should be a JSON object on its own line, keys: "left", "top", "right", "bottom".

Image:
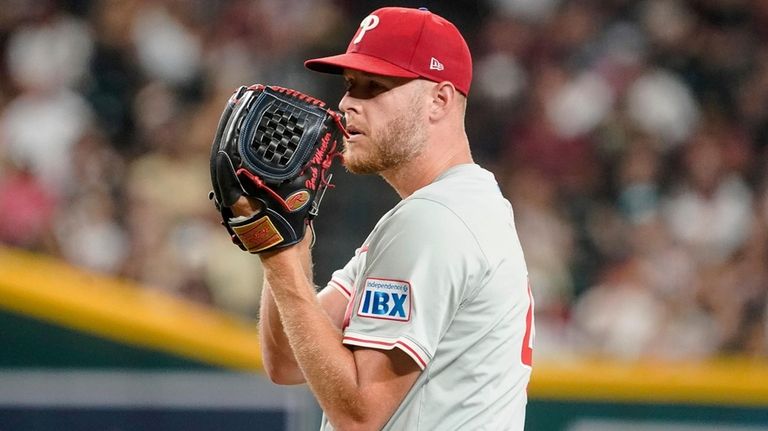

{"left": 0, "top": 0, "right": 767, "bottom": 362}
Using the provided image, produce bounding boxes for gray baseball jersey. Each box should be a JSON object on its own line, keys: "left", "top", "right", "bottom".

{"left": 320, "top": 163, "right": 534, "bottom": 430}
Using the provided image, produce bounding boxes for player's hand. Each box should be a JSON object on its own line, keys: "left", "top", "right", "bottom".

{"left": 209, "top": 84, "right": 344, "bottom": 254}
{"left": 230, "top": 196, "right": 263, "bottom": 218}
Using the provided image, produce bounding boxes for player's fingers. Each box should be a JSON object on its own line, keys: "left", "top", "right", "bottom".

{"left": 230, "top": 196, "right": 263, "bottom": 218}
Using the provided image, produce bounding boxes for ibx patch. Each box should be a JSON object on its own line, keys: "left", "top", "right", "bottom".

{"left": 357, "top": 278, "right": 411, "bottom": 322}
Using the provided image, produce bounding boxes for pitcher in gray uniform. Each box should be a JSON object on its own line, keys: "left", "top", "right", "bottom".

{"left": 231, "top": 6, "right": 535, "bottom": 430}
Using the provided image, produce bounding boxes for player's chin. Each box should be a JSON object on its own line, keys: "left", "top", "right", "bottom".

{"left": 341, "top": 155, "right": 363, "bottom": 174}
{"left": 342, "top": 151, "right": 379, "bottom": 175}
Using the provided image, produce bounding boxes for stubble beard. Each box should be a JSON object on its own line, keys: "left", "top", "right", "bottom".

{"left": 343, "top": 102, "right": 428, "bottom": 175}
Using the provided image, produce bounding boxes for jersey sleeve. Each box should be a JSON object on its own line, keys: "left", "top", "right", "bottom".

{"left": 341, "top": 198, "right": 486, "bottom": 370}
{"left": 324, "top": 246, "right": 364, "bottom": 301}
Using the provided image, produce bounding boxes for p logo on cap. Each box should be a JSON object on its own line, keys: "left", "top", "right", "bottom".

{"left": 305, "top": 7, "right": 473, "bottom": 95}
{"left": 353, "top": 14, "right": 380, "bottom": 44}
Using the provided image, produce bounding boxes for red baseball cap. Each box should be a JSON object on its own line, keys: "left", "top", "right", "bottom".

{"left": 305, "top": 7, "right": 473, "bottom": 95}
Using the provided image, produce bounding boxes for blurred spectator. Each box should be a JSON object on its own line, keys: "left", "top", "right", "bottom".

{"left": 505, "top": 167, "right": 575, "bottom": 311}
{"left": 626, "top": 67, "right": 700, "bottom": 149}
{"left": 662, "top": 129, "right": 753, "bottom": 264}
{"left": 503, "top": 166, "right": 575, "bottom": 358}
{"left": 570, "top": 257, "right": 667, "bottom": 361}
{"left": 0, "top": 158, "right": 56, "bottom": 250}
{"left": 54, "top": 128, "right": 128, "bottom": 273}
{"left": 5, "top": 1, "right": 93, "bottom": 90}
{"left": 0, "top": 87, "right": 93, "bottom": 195}
{"left": 1, "top": 1, "right": 95, "bottom": 196}
{"left": 131, "top": 2, "right": 202, "bottom": 86}
{"left": 616, "top": 136, "right": 662, "bottom": 223}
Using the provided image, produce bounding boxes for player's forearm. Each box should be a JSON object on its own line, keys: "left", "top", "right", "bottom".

{"left": 258, "top": 278, "right": 305, "bottom": 384}
{"left": 257, "top": 235, "right": 315, "bottom": 384}
{"left": 262, "top": 254, "right": 385, "bottom": 430}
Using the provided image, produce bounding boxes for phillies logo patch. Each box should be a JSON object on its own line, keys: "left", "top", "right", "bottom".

{"left": 357, "top": 278, "right": 411, "bottom": 322}
{"left": 353, "top": 14, "right": 380, "bottom": 44}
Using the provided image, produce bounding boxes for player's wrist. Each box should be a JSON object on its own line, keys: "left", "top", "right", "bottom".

{"left": 259, "top": 242, "right": 306, "bottom": 270}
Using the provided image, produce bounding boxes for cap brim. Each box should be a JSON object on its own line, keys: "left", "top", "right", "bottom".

{"left": 305, "top": 52, "right": 419, "bottom": 78}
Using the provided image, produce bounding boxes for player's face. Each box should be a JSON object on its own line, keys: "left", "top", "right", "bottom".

{"left": 339, "top": 70, "right": 428, "bottom": 174}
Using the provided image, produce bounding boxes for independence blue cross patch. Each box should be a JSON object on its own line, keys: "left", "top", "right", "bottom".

{"left": 357, "top": 278, "right": 411, "bottom": 322}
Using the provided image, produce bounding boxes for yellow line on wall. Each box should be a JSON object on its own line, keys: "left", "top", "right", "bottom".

{"left": 530, "top": 358, "right": 768, "bottom": 406}
{"left": 0, "top": 246, "right": 262, "bottom": 371}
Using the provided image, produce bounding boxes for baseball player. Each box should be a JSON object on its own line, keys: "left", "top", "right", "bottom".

{"left": 230, "top": 6, "right": 534, "bottom": 430}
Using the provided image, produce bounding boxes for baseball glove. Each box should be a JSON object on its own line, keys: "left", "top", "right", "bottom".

{"left": 209, "top": 84, "right": 347, "bottom": 253}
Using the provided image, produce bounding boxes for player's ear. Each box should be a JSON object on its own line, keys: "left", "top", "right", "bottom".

{"left": 428, "top": 81, "right": 457, "bottom": 122}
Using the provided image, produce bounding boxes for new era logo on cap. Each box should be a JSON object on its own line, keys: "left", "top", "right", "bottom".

{"left": 430, "top": 57, "right": 444, "bottom": 71}
{"left": 304, "top": 7, "right": 473, "bottom": 95}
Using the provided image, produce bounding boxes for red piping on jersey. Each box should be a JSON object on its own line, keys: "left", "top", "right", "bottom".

{"left": 521, "top": 282, "right": 534, "bottom": 368}
{"left": 329, "top": 279, "right": 352, "bottom": 298}
{"left": 343, "top": 335, "right": 427, "bottom": 369}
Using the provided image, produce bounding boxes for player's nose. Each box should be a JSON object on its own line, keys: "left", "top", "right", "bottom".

{"left": 338, "top": 91, "right": 361, "bottom": 116}
{"left": 338, "top": 92, "right": 351, "bottom": 113}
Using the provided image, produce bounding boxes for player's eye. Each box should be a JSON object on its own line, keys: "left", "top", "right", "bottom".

{"left": 367, "top": 80, "right": 386, "bottom": 92}
{"left": 344, "top": 78, "right": 387, "bottom": 100}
